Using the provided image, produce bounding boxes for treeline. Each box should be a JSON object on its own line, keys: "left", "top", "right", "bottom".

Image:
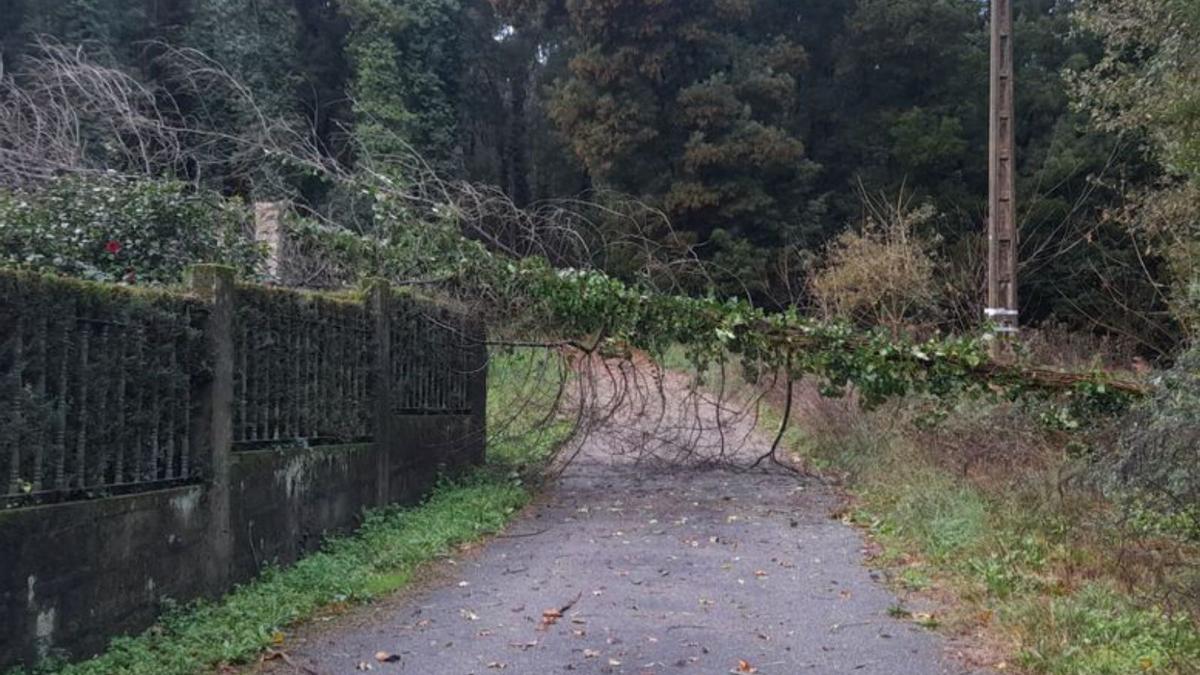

{"left": 0, "top": 0, "right": 1192, "bottom": 352}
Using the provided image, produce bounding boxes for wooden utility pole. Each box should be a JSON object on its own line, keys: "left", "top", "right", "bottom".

{"left": 987, "top": 0, "right": 1019, "bottom": 339}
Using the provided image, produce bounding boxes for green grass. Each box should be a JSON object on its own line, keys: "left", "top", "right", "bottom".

{"left": 18, "top": 349, "right": 571, "bottom": 675}
{"left": 1015, "top": 585, "right": 1200, "bottom": 674}
{"left": 485, "top": 348, "right": 574, "bottom": 469}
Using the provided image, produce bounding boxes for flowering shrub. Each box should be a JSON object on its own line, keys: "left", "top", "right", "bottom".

{"left": 0, "top": 175, "right": 263, "bottom": 284}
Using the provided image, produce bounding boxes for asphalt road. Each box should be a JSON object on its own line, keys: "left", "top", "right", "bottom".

{"left": 254, "top": 364, "right": 987, "bottom": 675}
{"left": 254, "top": 460, "right": 982, "bottom": 675}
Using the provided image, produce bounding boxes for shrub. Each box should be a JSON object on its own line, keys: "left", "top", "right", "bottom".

{"left": 808, "top": 198, "right": 943, "bottom": 337}
{"left": 1101, "top": 344, "right": 1200, "bottom": 541}
{"left": 0, "top": 174, "right": 262, "bottom": 284}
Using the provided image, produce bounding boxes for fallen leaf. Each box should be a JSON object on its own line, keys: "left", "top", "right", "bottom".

{"left": 539, "top": 592, "right": 582, "bottom": 630}
{"left": 355, "top": 662, "right": 373, "bottom": 671}
{"left": 734, "top": 659, "right": 758, "bottom": 673}
{"left": 374, "top": 651, "right": 400, "bottom": 663}
{"left": 583, "top": 649, "right": 600, "bottom": 658}
{"left": 258, "top": 650, "right": 315, "bottom": 674}
{"left": 608, "top": 659, "right": 622, "bottom": 666}
{"left": 487, "top": 662, "right": 507, "bottom": 669}
{"left": 539, "top": 608, "right": 563, "bottom": 629}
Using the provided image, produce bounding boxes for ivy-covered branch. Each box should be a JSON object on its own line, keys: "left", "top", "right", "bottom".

{"left": 289, "top": 221, "right": 1151, "bottom": 414}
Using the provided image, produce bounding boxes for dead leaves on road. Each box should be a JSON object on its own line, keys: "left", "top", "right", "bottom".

{"left": 538, "top": 591, "right": 582, "bottom": 630}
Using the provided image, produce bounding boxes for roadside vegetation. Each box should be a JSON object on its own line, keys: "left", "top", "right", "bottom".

{"left": 11, "top": 351, "right": 570, "bottom": 675}
{"left": 659, "top": 335, "right": 1200, "bottom": 674}
{"left": 763, "top": 187, "right": 1200, "bottom": 674}
{"left": 790, "top": 388, "right": 1200, "bottom": 674}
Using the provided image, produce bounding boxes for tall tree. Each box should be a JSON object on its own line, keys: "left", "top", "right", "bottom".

{"left": 343, "top": 0, "right": 464, "bottom": 167}
{"left": 516, "top": 0, "right": 819, "bottom": 294}
{"left": 1071, "top": 0, "right": 1200, "bottom": 342}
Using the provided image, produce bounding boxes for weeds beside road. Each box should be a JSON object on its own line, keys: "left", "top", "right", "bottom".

{"left": 780, "top": 383, "right": 1200, "bottom": 674}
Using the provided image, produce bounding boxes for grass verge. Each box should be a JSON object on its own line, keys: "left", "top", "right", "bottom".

{"left": 18, "top": 349, "right": 571, "bottom": 675}
{"left": 786, "top": 393, "right": 1200, "bottom": 674}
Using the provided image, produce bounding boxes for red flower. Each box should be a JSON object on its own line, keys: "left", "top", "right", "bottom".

{"left": 104, "top": 240, "right": 123, "bottom": 255}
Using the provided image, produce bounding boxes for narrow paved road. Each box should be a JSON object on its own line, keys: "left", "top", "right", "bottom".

{"left": 258, "top": 368, "right": 984, "bottom": 675}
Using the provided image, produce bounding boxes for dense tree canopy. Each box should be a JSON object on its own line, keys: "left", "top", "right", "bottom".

{"left": 0, "top": 0, "right": 1187, "bottom": 350}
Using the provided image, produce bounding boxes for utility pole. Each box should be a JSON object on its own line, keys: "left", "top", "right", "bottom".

{"left": 987, "top": 0, "right": 1019, "bottom": 342}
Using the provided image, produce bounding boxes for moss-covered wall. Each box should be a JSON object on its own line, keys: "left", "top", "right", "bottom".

{"left": 0, "top": 270, "right": 488, "bottom": 670}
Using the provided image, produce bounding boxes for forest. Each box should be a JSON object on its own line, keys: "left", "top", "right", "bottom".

{"left": 3, "top": 1, "right": 1200, "bottom": 673}
{"left": 2, "top": 0, "right": 1194, "bottom": 354}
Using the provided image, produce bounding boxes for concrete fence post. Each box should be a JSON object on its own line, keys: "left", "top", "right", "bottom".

{"left": 368, "top": 280, "right": 393, "bottom": 506}
{"left": 467, "top": 318, "right": 488, "bottom": 465}
{"left": 186, "top": 264, "right": 235, "bottom": 593}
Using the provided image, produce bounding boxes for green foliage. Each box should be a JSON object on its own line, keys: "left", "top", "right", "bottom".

{"left": 0, "top": 175, "right": 262, "bottom": 284}
{"left": 1074, "top": 0, "right": 1200, "bottom": 180}
{"left": 343, "top": 0, "right": 464, "bottom": 165}
{"left": 293, "top": 212, "right": 1140, "bottom": 416}
{"left": 787, "top": 393, "right": 1200, "bottom": 675}
{"left": 1070, "top": 0, "right": 1200, "bottom": 343}
{"left": 535, "top": 0, "right": 818, "bottom": 293}
{"left": 2, "top": 0, "right": 1181, "bottom": 348}
{"left": 183, "top": 0, "right": 305, "bottom": 196}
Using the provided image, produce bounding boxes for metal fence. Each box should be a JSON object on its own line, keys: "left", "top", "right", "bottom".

{"left": 233, "top": 287, "right": 373, "bottom": 448}
{"left": 391, "top": 304, "right": 474, "bottom": 415}
{"left": 1, "top": 270, "right": 483, "bottom": 506}
{"left": 1, "top": 271, "right": 207, "bottom": 504}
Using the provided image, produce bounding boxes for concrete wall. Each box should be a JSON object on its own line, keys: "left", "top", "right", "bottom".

{"left": 0, "top": 486, "right": 217, "bottom": 666}
{"left": 230, "top": 444, "right": 382, "bottom": 581}
{"left": 0, "top": 419, "right": 483, "bottom": 670}
{"left": 226, "top": 419, "right": 483, "bottom": 582}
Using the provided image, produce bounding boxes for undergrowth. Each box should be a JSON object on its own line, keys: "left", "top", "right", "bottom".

{"left": 787, "top": 391, "right": 1200, "bottom": 674}
{"left": 17, "top": 350, "right": 570, "bottom": 675}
